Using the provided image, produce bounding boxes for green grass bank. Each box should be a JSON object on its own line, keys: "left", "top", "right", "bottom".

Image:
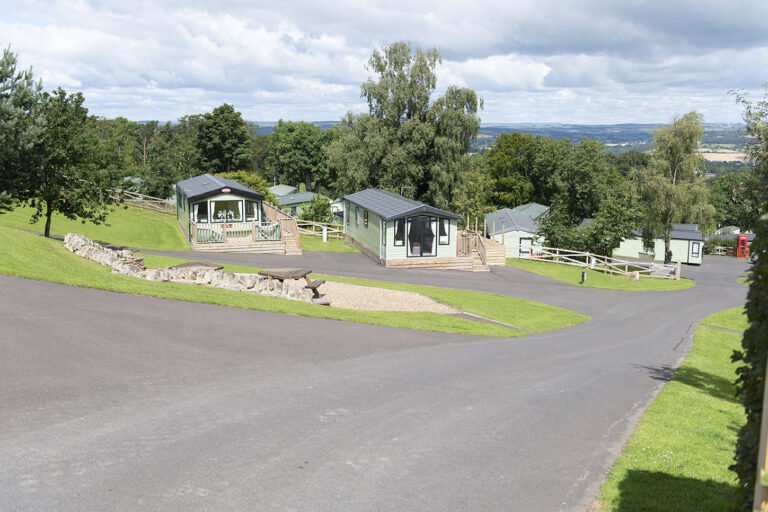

{"left": 596, "top": 307, "right": 746, "bottom": 511}
{"left": 506, "top": 258, "right": 695, "bottom": 291}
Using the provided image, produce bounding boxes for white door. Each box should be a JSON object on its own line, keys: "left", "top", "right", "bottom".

{"left": 520, "top": 237, "right": 533, "bottom": 256}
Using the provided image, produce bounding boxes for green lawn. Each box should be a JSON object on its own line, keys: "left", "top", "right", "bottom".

{"left": 0, "top": 204, "right": 189, "bottom": 251}
{"left": 506, "top": 258, "right": 695, "bottom": 291}
{"left": 1, "top": 226, "right": 590, "bottom": 337}
{"left": 299, "top": 234, "right": 359, "bottom": 253}
{"left": 596, "top": 308, "right": 746, "bottom": 511}
{"left": 139, "top": 253, "right": 589, "bottom": 333}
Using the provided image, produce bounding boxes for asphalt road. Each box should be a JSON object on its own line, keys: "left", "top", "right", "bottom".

{"left": 0, "top": 255, "right": 750, "bottom": 511}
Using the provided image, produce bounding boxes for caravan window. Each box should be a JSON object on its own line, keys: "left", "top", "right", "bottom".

{"left": 245, "top": 201, "right": 258, "bottom": 221}
{"left": 394, "top": 219, "right": 405, "bottom": 246}
{"left": 193, "top": 202, "right": 208, "bottom": 223}
{"left": 211, "top": 200, "right": 243, "bottom": 222}
{"left": 691, "top": 242, "right": 700, "bottom": 258}
{"left": 439, "top": 218, "right": 449, "bottom": 245}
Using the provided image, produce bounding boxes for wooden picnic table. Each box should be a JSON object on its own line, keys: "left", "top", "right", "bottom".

{"left": 257, "top": 268, "right": 328, "bottom": 303}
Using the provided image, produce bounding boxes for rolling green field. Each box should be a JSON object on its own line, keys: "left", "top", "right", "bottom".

{"left": 506, "top": 258, "right": 695, "bottom": 291}
{"left": 0, "top": 226, "right": 587, "bottom": 337}
{"left": 596, "top": 307, "right": 746, "bottom": 511}
{"left": 0, "top": 204, "right": 190, "bottom": 251}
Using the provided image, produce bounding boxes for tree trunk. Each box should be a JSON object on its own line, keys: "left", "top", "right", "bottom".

{"left": 305, "top": 173, "right": 312, "bottom": 194}
{"left": 664, "top": 230, "right": 672, "bottom": 264}
{"left": 44, "top": 201, "right": 53, "bottom": 238}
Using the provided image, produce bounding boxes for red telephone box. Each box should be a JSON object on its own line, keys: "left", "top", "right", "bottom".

{"left": 737, "top": 234, "right": 749, "bottom": 259}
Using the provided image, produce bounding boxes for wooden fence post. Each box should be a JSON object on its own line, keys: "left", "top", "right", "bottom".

{"left": 676, "top": 261, "right": 681, "bottom": 280}
{"left": 483, "top": 219, "right": 487, "bottom": 238}
{"left": 253, "top": 221, "right": 257, "bottom": 241}
{"left": 475, "top": 217, "right": 478, "bottom": 233}
{"left": 223, "top": 224, "right": 227, "bottom": 243}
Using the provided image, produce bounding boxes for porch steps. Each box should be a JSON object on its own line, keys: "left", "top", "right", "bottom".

{"left": 484, "top": 238, "right": 507, "bottom": 266}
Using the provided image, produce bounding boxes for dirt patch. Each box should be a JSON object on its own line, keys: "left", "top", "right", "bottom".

{"left": 319, "top": 281, "right": 459, "bottom": 313}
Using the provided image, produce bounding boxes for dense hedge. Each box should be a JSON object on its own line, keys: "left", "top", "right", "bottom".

{"left": 732, "top": 213, "right": 768, "bottom": 510}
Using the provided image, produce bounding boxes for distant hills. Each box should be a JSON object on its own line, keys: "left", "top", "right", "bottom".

{"left": 251, "top": 121, "right": 747, "bottom": 151}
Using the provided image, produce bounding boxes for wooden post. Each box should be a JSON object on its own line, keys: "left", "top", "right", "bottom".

{"left": 223, "top": 224, "right": 227, "bottom": 243}
{"left": 492, "top": 222, "right": 496, "bottom": 241}
{"left": 676, "top": 261, "right": 681, "bottom": 280}
{"left": 192, "top": 223, "right": 197, "bottom": 243}
{"left": 253, "top": 221, "right": 257, "bottom": 241}
{"left": 502, "top": 224, "right": 505, "bottom": 246}
{"left": 483, "top": 219, "right": 487, "bottom": 238}
{"left": 466, "top": 213, "right": 469, "bottom": 231}
{"left": 475, "top": 217, "right": 478, "bottom": 233}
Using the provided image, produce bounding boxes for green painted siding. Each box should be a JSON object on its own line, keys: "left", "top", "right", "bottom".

{"left": 493, "top": 231, "right": 544, "bottom": 257}
{"left": 613, "top": 237, "right": 703, "bottom": 265}
{"left": 344, "top": 201, "right": 382, "bottom": 257}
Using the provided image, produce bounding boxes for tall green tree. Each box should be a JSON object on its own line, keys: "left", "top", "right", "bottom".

{"left": 196, "top": 103, "right": 252, "bottom": 174}
{"left": 0, "top": 46, "right": 43, "bottom": 212}
{"left": 327, "top": 42, "right": 482, "bottom": 209}
{"left": 21, "top": 88, "right": 121, "bottom": 237}
{"left": 636, "top": 112, "right": 715, "bottom": 263}
{"left": 484, "top": 132, "right": 535, "bottom": 208}
{"left": 268, "top": 120, "right": 330, "bottom": 193}
{"left": 731, "top": 85, "right": 768, "bottom": 511}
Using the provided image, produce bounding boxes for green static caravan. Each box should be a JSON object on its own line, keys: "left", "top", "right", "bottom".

{"left": 343, "top": 188, "right": 462, "bottom": 268}
{"left": 485, "top": 208, "right": 546, "bottom": 257}
{"left": 613, "top": 224, "right": 704, "bottom": 265}
{"left": 175, "top": 174, "right": 268, "bottom": 245}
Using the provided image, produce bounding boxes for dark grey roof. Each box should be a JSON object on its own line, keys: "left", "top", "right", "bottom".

{"left": 630, "top": 223, "right": 704, "bottom": 241}
{"left": 484, "top": 208, "right": 539, "bottom": 234}
{"left": 344, "top": 188, "right": 460, "bottom": 221}
{"left": 177, "top": 174, "right": 264, "bottom": 202}
{"left": 512, "top": 202, "right": 550, "bottom": 220}
{"left": 277, "top": 192, "right": 318, "bottom": 206}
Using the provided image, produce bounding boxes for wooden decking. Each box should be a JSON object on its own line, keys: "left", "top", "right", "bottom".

{"left": 384, "top": 256, "right": 475, "bottom": 271}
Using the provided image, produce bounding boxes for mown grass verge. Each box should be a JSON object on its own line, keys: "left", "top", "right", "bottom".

{"left": 0, "top": 227, "right": 544, "bottom": 337}
{"left": 0, "top": 204, "right": 189, "bottom": 251}
{"left": 299, "top": 234, "right": 359, "bottom": 253}
{"left": 506, "top": 258, "right": 695, "bottom": 291}
{"left": 596, "top": 307, "right": 746, "bottom": 511}
{"left": 139, "top": 253, "right": 589, "bottom": 333}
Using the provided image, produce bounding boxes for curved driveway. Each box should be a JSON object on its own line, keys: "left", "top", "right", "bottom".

{"left": 0, "top": 253, "right": 749, "bottom": 511}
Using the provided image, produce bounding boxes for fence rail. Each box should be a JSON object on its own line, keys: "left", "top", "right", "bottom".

{"left": 113, "top": 190, "right": 175, "bottom": 214}
{"left": 521, "top": 246, "right": 681, "bottom": 280}
{"left": 296, "top": 220, "right": 344, "bottom": 239}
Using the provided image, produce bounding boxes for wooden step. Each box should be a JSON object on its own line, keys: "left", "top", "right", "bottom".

{"left": 305, "top": 279, "right": 326, "bottom": 290}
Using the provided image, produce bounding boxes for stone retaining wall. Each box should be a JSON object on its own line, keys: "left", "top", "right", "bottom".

{"left": 64, "top": 233, "right": 314, "bottom": 303}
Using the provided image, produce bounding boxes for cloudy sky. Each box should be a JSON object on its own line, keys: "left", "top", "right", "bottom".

{"left": 3, "top": 0, "right": 767, "bottom": 123}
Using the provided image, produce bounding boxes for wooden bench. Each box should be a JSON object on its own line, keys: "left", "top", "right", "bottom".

{"left": 257, "top": 268, "right": 329, "bottom": 304}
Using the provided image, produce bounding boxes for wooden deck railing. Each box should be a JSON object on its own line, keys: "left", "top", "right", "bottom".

{"left": 457, "top": 230, "right": 486, "bottom": 265}
{"left": 523, "top": 246, "right": 681, "bottom": 280}
{"left": 190, "top": 220, "right": 282, "bottom": 244}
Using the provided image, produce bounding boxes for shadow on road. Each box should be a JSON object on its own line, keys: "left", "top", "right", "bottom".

{"left": 610, "top": 470, "right": 736, "bottom": 511}
{"left": 634, "top": 364, "right": 738, "bottom": 403}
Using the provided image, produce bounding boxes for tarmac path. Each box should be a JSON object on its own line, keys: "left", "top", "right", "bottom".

{"left": 0, "top": 253, "right": 750, "bottom": 511}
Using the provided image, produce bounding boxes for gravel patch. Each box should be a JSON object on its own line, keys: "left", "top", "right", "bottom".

{"left": 320, "top": 281, "right": 459, "bottom": 313}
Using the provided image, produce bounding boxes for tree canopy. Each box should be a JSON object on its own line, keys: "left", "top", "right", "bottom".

{"left": 327, "top": 42, "right": 482, "bottom": 210}
{"left": 0, "top": 46, "right": 43, "bottom": 212}
{"left": 196, "top": 103, "right": 252, "bottom": 175}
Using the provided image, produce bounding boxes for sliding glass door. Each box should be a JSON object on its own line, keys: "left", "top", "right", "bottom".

{"left": 407, "top": 216, "right": 437, "bottom": 257}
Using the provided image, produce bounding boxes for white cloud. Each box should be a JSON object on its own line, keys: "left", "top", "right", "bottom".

{"left": 1, "top": 0, "right": 767, "bottom": 122}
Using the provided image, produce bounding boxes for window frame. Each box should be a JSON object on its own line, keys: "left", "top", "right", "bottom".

{"left": 393, "top": 219, "right": 405, "bottom": 246}
{"left": 691, "top": 241, "right": 700, "bottom": 258}
{"left": 364, "top": 210, "right": 369, "bottom": 228}
{"left": 211, "top": 199, "right": 244, "bottom": 223}
{"left": 438, "top": 218, "right": 450, "bottom": 245}
{"left": 406, "top": 215, "right": 437, "bottom": 258}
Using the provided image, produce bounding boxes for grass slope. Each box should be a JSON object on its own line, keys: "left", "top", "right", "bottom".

{"left": 596, "top": 308, "right": 746, "bottom": 511}
{"left": 0, "top": 205, "right": 189, "bottom": 251}
{"left": 140, "top": 253, "right": 589, "bottom": 333}
{"left": 299, "top": 234, "right": 359, "bottom": 253}
{"left": 0, "top": 226, "right": 532, "bottom": 337}
{"left": 506, "top": 258, "right": 695, "bottom": 291}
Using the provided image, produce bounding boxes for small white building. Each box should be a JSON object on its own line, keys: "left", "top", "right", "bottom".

{"left": 485, "top": 208, "right": 545, "bottom": 257}
{"left": 613, "top": 224, "right": 704, "bottom": 265}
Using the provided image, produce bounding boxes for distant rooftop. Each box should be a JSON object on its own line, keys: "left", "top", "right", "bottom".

{"left": 269, "top": 184, "right": 298, "bottom": 196}
{"left": 485, "top": 209, "right": 540, "bottom": 234}
{"left": 511, "top": 203, "right": 550, "bottom": 221}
